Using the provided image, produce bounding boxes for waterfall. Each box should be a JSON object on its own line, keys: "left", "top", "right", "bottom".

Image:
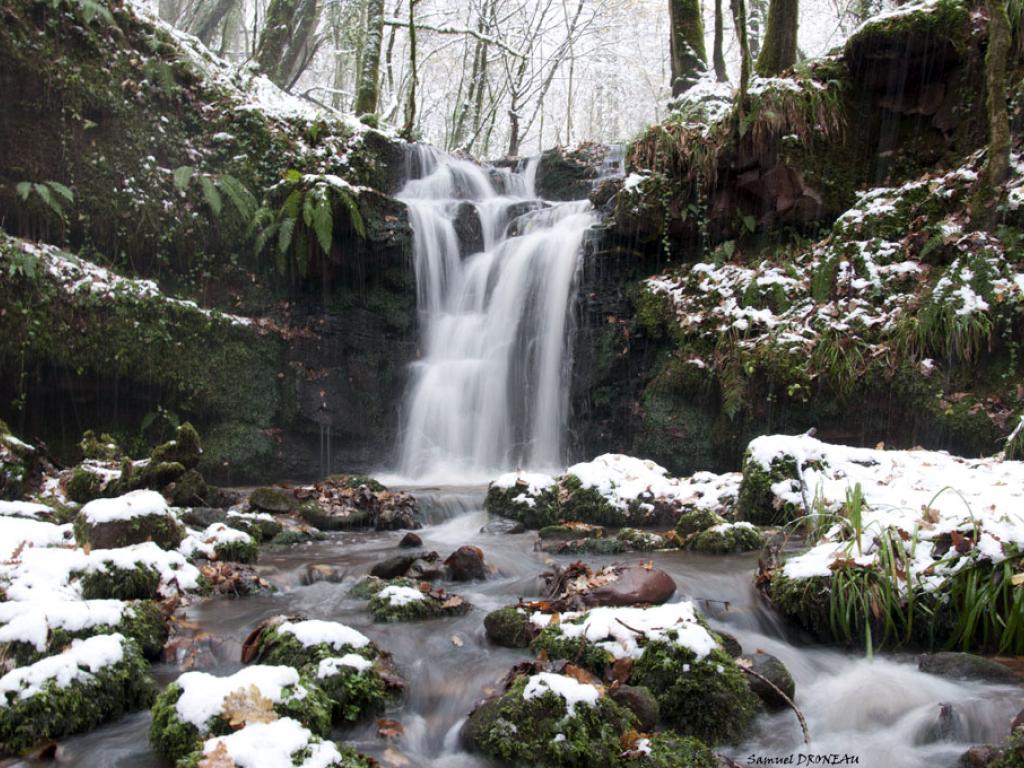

{"left": 396, "top": 145, "right": 595, "bottom": 482}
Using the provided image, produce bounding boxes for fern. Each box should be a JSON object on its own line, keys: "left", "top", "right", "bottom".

{"left": 199, "top": 176, "right": 222, "bottom": 216}
{"left": 46, "top": 0, "right": 114, "bottom": 25}
{"left": 172, "top": 167, "right": 254, "bottom": 220}
{"left": 15, "top": 180, "right": 75, "bottom": 219}
{"left": 252, "top": 171, "right": 366, "bottom": 277}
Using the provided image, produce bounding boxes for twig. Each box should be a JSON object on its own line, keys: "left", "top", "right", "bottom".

{"left": 739, "top": 664, "right": 811, "bottom": 745}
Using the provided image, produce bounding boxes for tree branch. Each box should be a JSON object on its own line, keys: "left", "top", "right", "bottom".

{"left": 383, "top": 17, "right": 525, "bottom": 58}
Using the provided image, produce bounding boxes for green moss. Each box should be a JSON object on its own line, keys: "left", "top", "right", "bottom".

{"left": 313, "top": 661, "right": 389, "bottom": 723}
{"left": 177, "top": 736, "right": 374, "bottom": 768}
{"left": 538, "top": 524, "right": 605, "bottom": 540}
{"left": 687, "top": 523, "right": 765, "bottom": 554}
{"left": 483, "top": 607, "right": 536, "bottom": 648}
{"left": 78, "top": 563, "right": 162, "bottom": 600}
{"left": 989, "top": 727, "right": 1024, "bottom": 768}
{"left": 530, "top": 625, "right": 615, "bottom": 675}
{"left": 559, "top": 476, "right": 627, "bottom": 527}
{"left": 212, "top": 538, "right": 260, "bottom": 564}
{"left": 326, "top": 473, "right": 387, "bottom": 492}
{"left": 0, "top": 637, "right": 155, "bottom": 756}
{"left": 270, "top": 528, "right": 326, "bottom": 545}
{"left": 736, "top": 450, "right": 804, "bottom": 525}
{"left": 631, "top": 642, "right": 759, "bottom": 745}
{"left": 149, "top": 674, "right": 332, "bottom": 762}
{"left": 676, "top": 508, "right": 727, "bottom": 536}
{"left": 348, "top": 575, "right": 416, "bottom": 599}
{"left": 632, "top": 733, "right": 719, "bottom": 767}
{"left": 73, "top": 508, "right": 185, "bottom": 551}
{"left": 616, "top": 528, "right": 670, "bottom": 551}
{"left": 68, "top": 465, "right": 104, "bottom": 503}
{"left": 367, "top": 590, "right": 471, "bottom": 622}
{"left": 252, "top": 624, "right": 376, "bottom": 669}
{"left": 0, "top": 600, "right": 167, "bottom": 665}
{"left": 79, "top": 430, "right": 122, "bottom": 461}
{"left": 484, "top": 483, "right": 560, "bottom": 529}
{"left": 150, "top": 423, "right": 202, "bottom": 469}
{"left": 463, "top": 674, "right": 637, "bottom": 768}
{"left": 198, "top": 421, "right": 274, "bottom": 480}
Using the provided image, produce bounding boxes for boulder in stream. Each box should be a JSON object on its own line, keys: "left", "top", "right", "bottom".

{"left": 368, "top": 584, "right": 471, "bottom": 622}
{"left": 738, "top": 652, "right": 795, "bottom": 710}
{"left": 918, "top": 653, "right": 1022, "bottom": 685}
{"left": 483, "top": 607, "right": 539, "bottom": 648}
{"left": 445, "top": 545, "right": 490, "bottom": 581}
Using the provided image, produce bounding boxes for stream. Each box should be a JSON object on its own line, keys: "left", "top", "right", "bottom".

{"left": 13, "top": 488, "right": 1020, "bottom": 768}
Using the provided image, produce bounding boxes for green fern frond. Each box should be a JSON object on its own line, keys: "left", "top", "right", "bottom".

{"left": 199, "top": 176, "right": 222, "bottom": 216}
{"left": 173, "top": 166, "right": 195, "bottom": 192}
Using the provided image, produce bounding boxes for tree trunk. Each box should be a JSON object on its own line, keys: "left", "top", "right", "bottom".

{"left": 158, "top": 0, "right": 180, "bottom": 23}
{"left": 218, "top": 2, "right": 241, "bottom": 57}
{"left": 256, "top": 0, "right": 321, "bottom": 89}
{"left": 737, "top": 0, "right": 751, "bottom": 114}
{"left": 188, "top": 0, "right": 236, "bottom": 47}
{"left": 714, "top": 0, "right": 728, "bottom": 82}
{"left": 756, "top": 0, "right": 797, "bottom": 76}
{"left": 354, "top": 0, "right": 385, "bottom": 115}
{"left": 401, "top": 0, "right": 419, "bottom": 140}
{"left": 974, "top": 0, "right": 1012, "bottom": 220}
{"left": 669, "top": 0, "right": 708, "bottom": 95}
{"left": 749, "top": 0, "right": 766, "bottom": 57}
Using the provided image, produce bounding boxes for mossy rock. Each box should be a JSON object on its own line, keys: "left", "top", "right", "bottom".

{"left": 327, "top": 473, "right": 387, "bottom": 492}
{"left": 368, "top": 588, "right": 471, "bottom": 622}
{"left": 676, "top": 508, "right": 727, "bottom": 536}
{"left": 167, "top": 469, "right": 209, "bottom": 507}
{"left": 67, "top": 465, "right": 105, "bottom": 504}
{"left": 484, "top": 607, "right": 538, "bottom": 648}
{"left": 249, "top": 486, "right": 298, "bottom": 514}
{"left": 149, "top": 423, "right": 202, "bottom": 470}
{"left": 537, "top": 537, "right": 630, "bottom": 556}
{"left": 687, "top": 523, "right": 765, "bottom": 554}
{"left": 149, "top": 671, "right": 332, "bottom": 762}
{"left": 312, "top": 657, "right": 390, "bottom": 723}
{"left": 558, "top": 475, "right": 627, "bottom": 527}
{"left": 0, "top": 635, "right": 155, "bottom": 756}
{"left": 78, "top": 563, "right": 162, "bottom": 601}
{"left": 251, "top": 622, "right": 376, "bottom": 669}
{"left": 766, "top": 572, "right": 836, "bottom": 642}
{"left": 0, "top": 600, "right": 167, "bottom": 665}
{"left": 739, "top": 653, "right": 796, "bottom": 710}
{"left": 213, "top": 538, "right": 260, "bottom": 564}
{"left": 176, "top": 725, "right": 375, "bottom": 768}
{"left": 616, "top": 528, "right": 671, "bottom": 551}
{"left": 73, "top": 509, "right": 185, "bottom": 551}
{"left": 630, "top": 642, "right": 760, "bottom": 746}
{"left": 538, "top": 524, "right": 605, "bottom": 540}
{"left": 988, "top": 727, "right": 1024, "bottom": 768}
{"left": 628, "top": 732, "right": 719, "bottom": 767}
{"left": 736, "top": 450, "right": 804, "bottom": 526}
{"left": 484, "top": 483, "right": 559, "bottom": 529}
{"left": 530, "top": 625, "right": 616, "bottom": 675}
{"left": 226, "top": 513, "right": 283, "bottom": 541}
{"left": 462, "top": 673, "right": 637, "bottom": 768}
{"left": 298, "top": 499, "right": 373, "bottom": 531}
{"left": 270, "top": 528, "right": 326, "bottom": 545}
{"left": 79, "top": 431, "right": 122, "bottom": 461}
{"left": 348, "top": 575, "right": 417, "bottom": 600}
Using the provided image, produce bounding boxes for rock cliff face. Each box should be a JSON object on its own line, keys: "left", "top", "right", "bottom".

{"left": 0, "top": 0, "right": 417, "bottom": 482}
{"left": 568, "top": 0, "right": 1024, "bottom": 475}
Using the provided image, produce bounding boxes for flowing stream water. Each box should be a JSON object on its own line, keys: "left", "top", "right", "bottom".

{"left": 17, "top": 152, "right": 1020, "bottom": 767}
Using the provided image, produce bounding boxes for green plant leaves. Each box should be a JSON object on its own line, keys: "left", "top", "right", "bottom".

{"left": 173, "top": 166, "right": 195, "bottom": 192}
{"left": 15, "top": 182, "right": 31, "bottom": 200}
{"left": 46, "top": 181, "right": 74, "bottom": 203}
{"left": 311, "top": 193, "right": 334, "bottom": 256}
{"left": 199, "top": 176, "right": 222, "bottom": 216}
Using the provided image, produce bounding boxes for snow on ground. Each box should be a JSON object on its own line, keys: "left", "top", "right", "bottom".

{"left": 748, "top": 434, "right": 1024, "bottom": 587}
{"left": 529, "top": 602, "right": 718, "bottom": 661}
{"left": 0, "top": 599, "right": 127, "bottom": 651}
{"left": 0, "top": 501, "right": 53, "bottom": 520}
{"left": 0, "top": 517, "right": 72, "bottom": 559}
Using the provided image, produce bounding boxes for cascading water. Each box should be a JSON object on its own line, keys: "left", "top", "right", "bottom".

{"left": 395, "top": 146, "right": 595, "bottom": 482}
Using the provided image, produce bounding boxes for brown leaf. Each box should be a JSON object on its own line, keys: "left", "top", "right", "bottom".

{"left": 198, "top": 742, "right": 236, "bottom": 768}
{"left": 562, "top": 663, "right": 601, "bottom": 687}
{"left": 377, "top": 719, "right": 404, "bottom": 738}
{"left": 222, "top": 684, "right": 278, "bottom": 728}
{"left": 441, "top": 595, "right": 464, "bottom": 609}
{"left": 609, "top": 657, "right": 634, "bottom": 685}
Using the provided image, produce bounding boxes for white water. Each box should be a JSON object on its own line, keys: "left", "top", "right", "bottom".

{"left": 394, "top": 146, "right": 595, "bottom": 483}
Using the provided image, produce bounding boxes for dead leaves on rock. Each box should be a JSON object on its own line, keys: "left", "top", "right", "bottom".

{"left": 222, "top": 684, "right": 278, "bottom": 727}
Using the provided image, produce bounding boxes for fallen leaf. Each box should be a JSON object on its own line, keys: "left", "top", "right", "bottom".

{"left": 377, "top": 719, "right": 404, "bottom": 738}
{"left": 198, "top": 742, "right": 236, "bottom": 768}
{"left": 222, "top": 685, "right": 278, "bottom": 728}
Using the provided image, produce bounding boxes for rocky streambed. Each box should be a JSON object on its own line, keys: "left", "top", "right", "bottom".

{"left": 1, "top": 425, "right": 1023, "bottom": 767}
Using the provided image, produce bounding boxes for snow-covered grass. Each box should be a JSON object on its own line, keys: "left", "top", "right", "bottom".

{"left": 748, "top": 434, "right": 1024, "bottom": 586}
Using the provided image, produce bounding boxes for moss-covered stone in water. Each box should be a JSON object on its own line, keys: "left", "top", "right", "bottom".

{"left": 462, "top": 674, "right": 637, "bottom": 768}
{"left": 676, "top": 508, "right": 727, "bottom": 536}
{"left": 630, "top": 641, "right": 760, "bottom": 745}
{"left": 616, "top": 528, "right": 670, "bottom": 551}
{"left": 79, "top": 563, "right": 162, "bottom": 600}
{"left": 149, "top": 675, "right": 332, "bottom": 762}
{"left": 0, "top": 636, "right": 155, "bottom": 756}
{"left": 368, "top": 589, "right": 471, "bottom": 622}
{"left": 530, "top": 625, "right": 615, "bottom": 675}
{"left": 766, "top": 572, "right": 836, "bottom": 642}
{"left": 0, "top": 600, "right": 167, "bottom": 665}
{"left": 253, "top": 624, "right": 376, "bottom": 669}
{"left": 270, "top": 528, "right": 326, "bottom": 546}
{"left": 484, "top": 483, "right": 559, "bottom": 529}
{"left": 226, "top": 514, "right": 282, "bottom": 542}
{"left": 176, "top": 732, "right": 375, "bottom": 768}
{"left": 538, "top": 524, "right": 606, "bottom": 540}
{"left": 327, "top": 473, "right": 388, "bottom": 492}
{"left": 687, "top": 523, "right": 765, "bottom": 554}
{"left": 314, "top": 661, "right": 389, "bottom": 723}
{"left": 559, "top": 475, "right": 627, "bottom": 527}
{"left": 630, "top": 732, "right": 719, "bottom": 767}
{"left": 483, "top": 607, "right": 536, "bottom": 648}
